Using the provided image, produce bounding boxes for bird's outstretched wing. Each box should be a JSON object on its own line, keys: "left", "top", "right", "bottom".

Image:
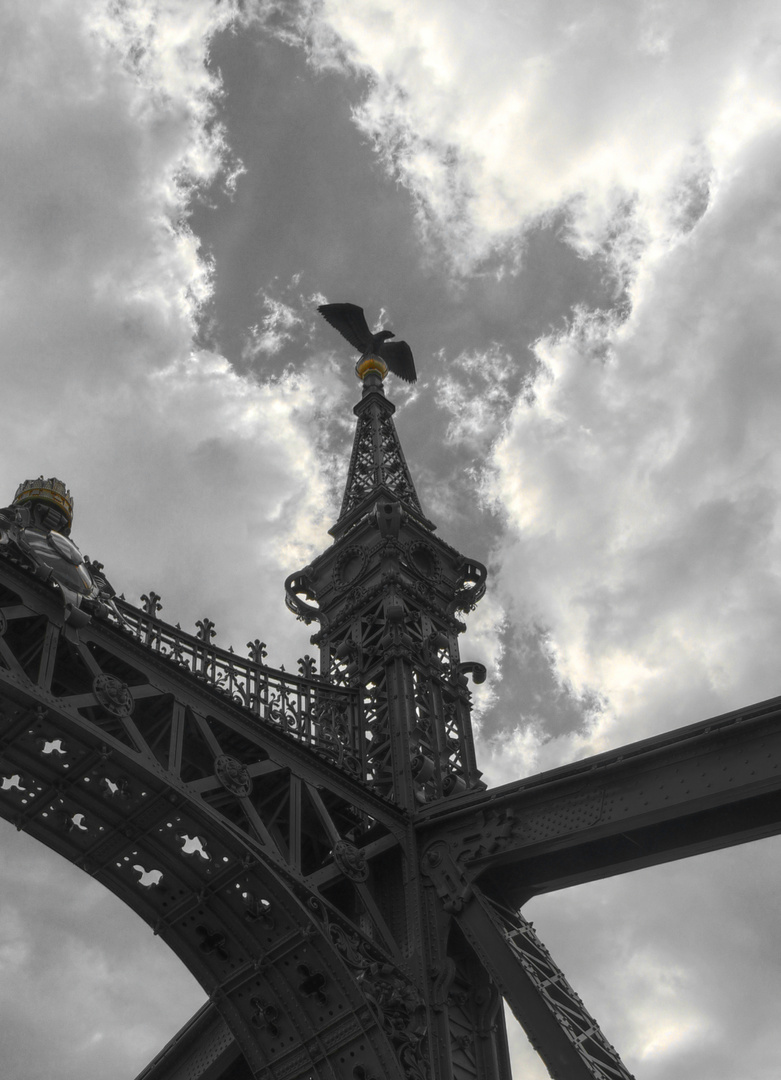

{"left": 318, "top": 303, "right": 373, "bottom": 353}
{"left": 380, "top": 340, "right": 417, "bottom": 383}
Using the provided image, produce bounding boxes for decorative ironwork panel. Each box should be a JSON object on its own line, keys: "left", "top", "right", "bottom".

{"left": 109, "top": 596, "right": 365, "bottom": 782}
{"left": 338, "top": 382, "right": 423, "bottom": 524}
{"left": 469, "top": 893, "right": 634, "bottom": 1080}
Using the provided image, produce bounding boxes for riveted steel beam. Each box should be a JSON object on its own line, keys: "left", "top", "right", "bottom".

{"left": 418, "top": 693, "right": 781, "bottom": 904}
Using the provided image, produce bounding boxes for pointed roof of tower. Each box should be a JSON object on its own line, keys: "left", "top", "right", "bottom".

{"left": 330, "top": 369, "right": 435, "bottom": 538}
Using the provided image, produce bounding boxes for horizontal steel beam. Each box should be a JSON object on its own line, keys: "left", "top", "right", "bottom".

{"left": 419, "top": 694, "right": 781, "bottom": 902}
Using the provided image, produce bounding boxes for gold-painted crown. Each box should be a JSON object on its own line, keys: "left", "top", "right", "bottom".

{"left": 13, "top": 476, "right": 73, "bottom": 527}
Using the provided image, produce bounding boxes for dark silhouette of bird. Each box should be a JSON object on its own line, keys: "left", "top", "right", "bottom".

{"left": 318, "top": 302, "right": 417, "bottom": 383}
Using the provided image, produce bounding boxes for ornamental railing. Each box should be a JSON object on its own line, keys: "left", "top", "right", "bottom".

{"left": 0, "top": 541, "right": 364, "bottom": 781}
{"left": 110, "top": 595, "right": 364, "bottom": 779}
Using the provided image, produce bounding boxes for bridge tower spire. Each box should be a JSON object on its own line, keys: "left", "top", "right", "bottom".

{"left": 336, "top": 367, "right": 427, "bottom": 528}
{"left": 286, "top": 366, "right": 488, "bottom": 812}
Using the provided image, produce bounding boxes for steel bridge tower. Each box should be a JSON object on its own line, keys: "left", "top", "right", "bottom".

{"left": 2, "top": 361, "right": 781, "bottom": 1080}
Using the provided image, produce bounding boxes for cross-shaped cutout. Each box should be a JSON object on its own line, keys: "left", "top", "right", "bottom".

{"left": 297, "top": 963, "right": 327, "bottom": 1005}
{"left": 240, "top": 890, "right": 274, "bottom": 927}
{"left": 100, "top": 776, "right": 130, "bottom": 799}
{"left": 250, "top": 997, "right": 280, "bottom": 1037}
{"left": 196, "top": 925, "right": 229, "bottom": 961}
{"left": 133, "top": 865, "right": 163, "bottom": 888}
{"left": 179, "top": 833, "right": 210, "bottom": 860}
{"left": 39, "top": 738, "right": 66, "bottom": 756}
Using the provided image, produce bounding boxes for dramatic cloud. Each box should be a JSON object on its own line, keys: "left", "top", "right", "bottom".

{"left": 4, "top": 1, "right": 781, "bottom": 1078}
{"left": 297, "top": 0, "right": 781, "bottom": 737}
{"left": 306, "top": 0, "right": 781, "bottom": 273}
{"left": 0, "top": 0, "right": 338, "bottom": 662}
{"left": 242, "top": 281, "right": 305, "bottom": 360}
{"left": 487, "top": 122, "right": 781, "bottom": 773}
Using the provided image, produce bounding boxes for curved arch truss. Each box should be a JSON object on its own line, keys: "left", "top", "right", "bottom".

{"left": 0, "top": 559, "right": 422, "bottom": 1080}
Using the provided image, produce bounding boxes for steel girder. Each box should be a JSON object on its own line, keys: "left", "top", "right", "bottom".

{"left": 0, "top": 558, "right": 424, "bottom": 1080}
{"left": 419, "top": 691, "right": 781, "bottom": 905}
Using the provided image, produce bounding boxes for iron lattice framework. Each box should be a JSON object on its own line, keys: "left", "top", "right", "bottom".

{"left": 2, "top": 366, "right": 781, "bottom": 1080}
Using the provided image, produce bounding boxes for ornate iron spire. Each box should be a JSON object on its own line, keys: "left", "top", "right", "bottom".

{"left": 286, "top": 362, "right": 487, "bottom": 809}
{"left": 334, "top": 368, "right": 430, "bottom": 536}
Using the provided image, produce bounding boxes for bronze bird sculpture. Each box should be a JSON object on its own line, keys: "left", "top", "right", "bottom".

{"left": 318, "top": 302, "right": 417, "bottom": 383}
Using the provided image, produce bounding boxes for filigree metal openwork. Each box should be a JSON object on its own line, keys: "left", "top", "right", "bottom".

{"left": 104, "top": 595, "right": 365, "bottom": 780}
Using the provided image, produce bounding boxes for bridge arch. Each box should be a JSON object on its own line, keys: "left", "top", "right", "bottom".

{"left": 0, "top": 562, "right": 415, "bottom": 1080}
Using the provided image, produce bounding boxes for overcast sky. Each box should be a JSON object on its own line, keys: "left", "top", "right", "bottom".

{"left": 2, "top": 1, "right": 781, "bottom": 1078}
